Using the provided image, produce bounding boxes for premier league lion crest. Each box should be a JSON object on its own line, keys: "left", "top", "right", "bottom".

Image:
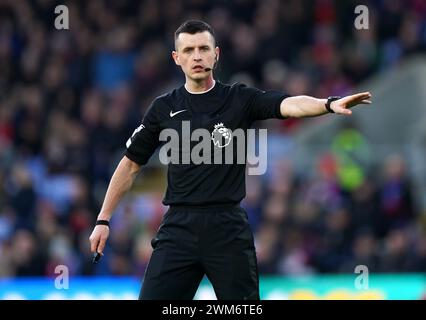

{"left": 211, "top": 123, "right": 232, "bottom": 148}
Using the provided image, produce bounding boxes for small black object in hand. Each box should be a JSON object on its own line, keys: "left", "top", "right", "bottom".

{"left": 92, "top": 252, "right": 102, "bottom": 264}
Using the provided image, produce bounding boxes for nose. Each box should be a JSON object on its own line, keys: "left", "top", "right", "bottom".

{"left": 193, "top": 49, "right": 202, "bottom": 61}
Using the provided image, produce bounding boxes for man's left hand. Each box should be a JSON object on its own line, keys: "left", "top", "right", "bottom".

{"left": 331, "top": 92, "right": 372, "bottom": 115}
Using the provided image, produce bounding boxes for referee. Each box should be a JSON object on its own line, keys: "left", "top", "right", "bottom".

{"left": 89, "top": 20, "right": 372, "bottom": 300}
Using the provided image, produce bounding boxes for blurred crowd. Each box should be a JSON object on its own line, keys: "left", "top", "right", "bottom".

{"left": 0, "top": 0, "right": 426, "bottom": 278}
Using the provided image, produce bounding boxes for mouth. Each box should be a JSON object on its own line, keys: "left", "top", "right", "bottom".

{"left": 192, "top": 65, "right": 205, "bottom": 72}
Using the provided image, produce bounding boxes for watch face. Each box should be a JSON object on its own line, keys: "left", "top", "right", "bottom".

{"left": 326, "top": 97, "right": 337, "bottom": 113}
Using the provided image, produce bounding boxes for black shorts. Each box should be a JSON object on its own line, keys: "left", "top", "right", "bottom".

{"left": 139, "top": 204, "right": 259, "bottom": 300}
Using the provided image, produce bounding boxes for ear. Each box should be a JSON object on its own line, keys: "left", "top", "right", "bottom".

{"left": 172, "top": 51, "right": 180, "bottom": 66}
{"left": 215, "top": 46, "right": 220, "bottom": 62}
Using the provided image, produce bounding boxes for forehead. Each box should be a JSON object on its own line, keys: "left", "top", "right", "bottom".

{"left": 175, "top": 31, "right": 215, "bottom": 49}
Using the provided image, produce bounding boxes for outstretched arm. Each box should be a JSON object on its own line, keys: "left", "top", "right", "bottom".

{"left": 280, "top": 92, "right": 372, "bottom": 118}
{"left": 89, "top": 156, "right": 141, "bottom": 255}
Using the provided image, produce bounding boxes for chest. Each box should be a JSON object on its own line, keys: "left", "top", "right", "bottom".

{"left": 164, "top": 106, "right": 248, "bottom": 134}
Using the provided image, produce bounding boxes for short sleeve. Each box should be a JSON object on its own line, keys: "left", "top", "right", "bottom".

{"left": 243, "top": 86, "right": 290, "bottom": 122}
{"left": 125, "top": 99, "right": 162, "bottom": 165}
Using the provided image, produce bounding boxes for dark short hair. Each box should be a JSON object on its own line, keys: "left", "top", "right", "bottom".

{"left": 174, "top": 20, "right": 216, "bottom": 47}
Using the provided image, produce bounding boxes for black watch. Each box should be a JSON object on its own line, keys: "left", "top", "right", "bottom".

{"left": 325, "top": 96, "right": 341, "bottom": 113}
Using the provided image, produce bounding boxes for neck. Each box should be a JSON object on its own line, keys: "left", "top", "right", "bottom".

{"left": 185, "top": 76, "right": 215, "bottom": 93}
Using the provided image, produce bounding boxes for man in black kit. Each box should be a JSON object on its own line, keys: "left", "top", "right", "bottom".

{"left": 89, "top": 20, "right": 372, "bottom": 300}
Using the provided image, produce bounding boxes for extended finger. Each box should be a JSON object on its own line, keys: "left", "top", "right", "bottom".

{"left": 90, "top": 236, "right": 99, "bottom": 253}
{"left": 97, "top": 237, "right": 107, "bottom": 255}
{"left": 345, "top": 92, "right": 371, "bottom": 103}
{"left": 353, "top": 92, "right": 371, "bottom": 99}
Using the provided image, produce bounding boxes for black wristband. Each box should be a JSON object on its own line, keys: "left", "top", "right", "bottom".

{"left": 325, "top": 96, "right": 340, "bottom": 113}
{"left": 96, "top": 220, "right": 110, "bottom": 227}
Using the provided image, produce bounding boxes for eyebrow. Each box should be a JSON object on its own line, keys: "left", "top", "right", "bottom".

{"left": 181, "top": 45, "right": 211, "bottom": 51}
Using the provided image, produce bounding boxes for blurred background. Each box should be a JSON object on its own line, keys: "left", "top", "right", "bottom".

{"left": 1, "top": 0, "right": 426, "bottom": 299}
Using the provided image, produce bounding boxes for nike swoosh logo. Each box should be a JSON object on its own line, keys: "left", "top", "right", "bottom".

{"left": 170, "top": 110, "right": 187, "bottom": 117}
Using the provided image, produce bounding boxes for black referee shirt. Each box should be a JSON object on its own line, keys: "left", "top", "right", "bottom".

{"left": 125, "top": 81, "right": 289, "bottom": 206}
